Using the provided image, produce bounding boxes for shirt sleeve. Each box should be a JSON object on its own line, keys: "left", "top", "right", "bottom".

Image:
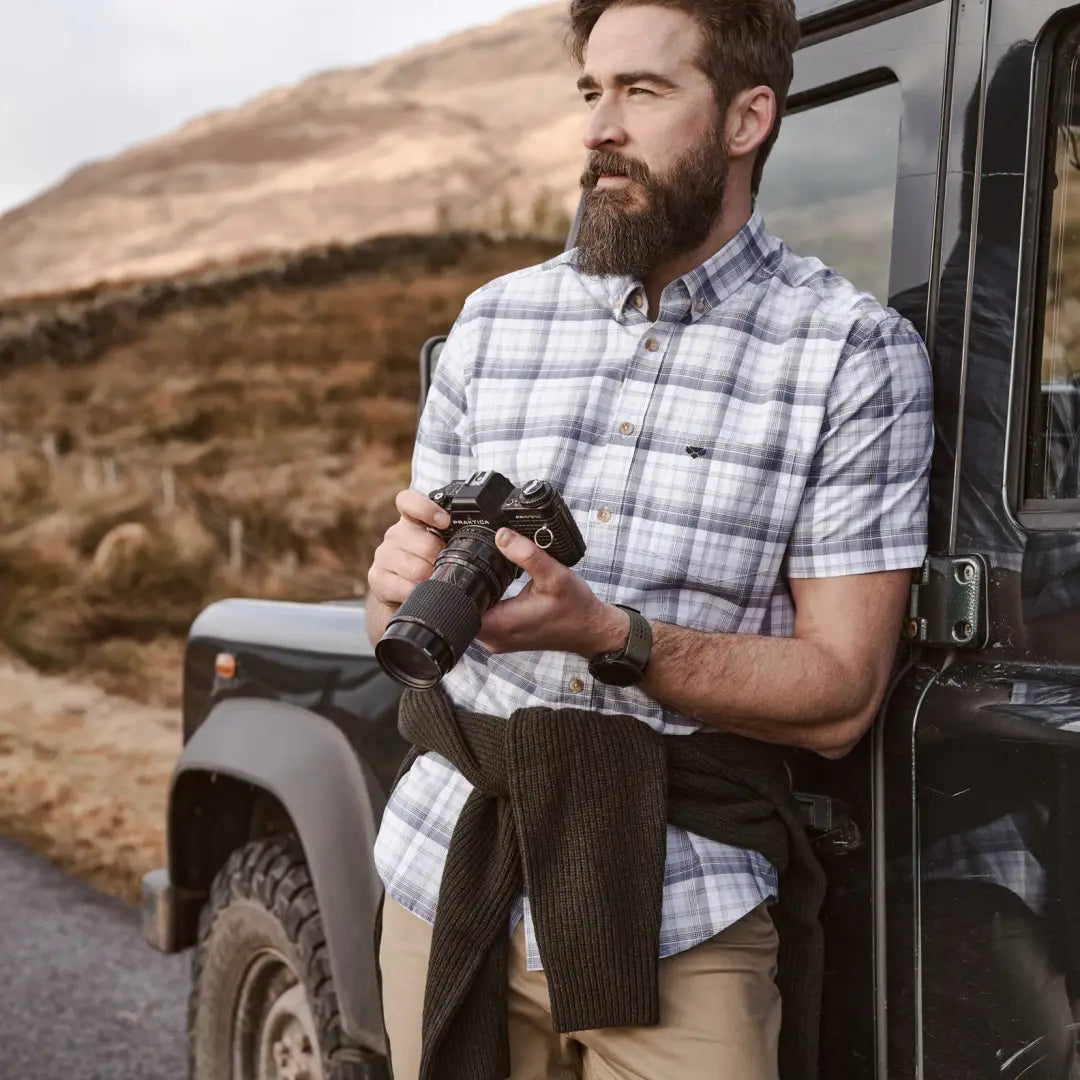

{"left": 411, "top": 312, "right": 477, "bottom": 497}
{"left": 784, "top": 313, "right": 934, "bottom": 579}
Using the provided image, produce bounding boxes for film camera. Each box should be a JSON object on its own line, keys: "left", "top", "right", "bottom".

{"left": 375, "top": 470, "right": 587, "bottom": 689}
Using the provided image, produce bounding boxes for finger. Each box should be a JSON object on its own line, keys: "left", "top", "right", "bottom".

{"left": 383, "top": 519, "right": 445, "bottom": 563}
{"left": 378, "top": 546, "right": 438, "bottom": 585}
{"left": 396, "top": 488, "right": 451, "bottom": 530}
{"left": 367, "top": 568, "right": 418, "bottom": 608}
{"left": 495, "top": 528, "right": 561, "bottom": 582}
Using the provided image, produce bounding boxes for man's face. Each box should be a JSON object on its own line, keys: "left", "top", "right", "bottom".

{"left": 575, "top": 5, "right": 729, "bottom": 278}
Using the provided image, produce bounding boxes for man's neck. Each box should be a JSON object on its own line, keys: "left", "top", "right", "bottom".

{"left": 641, "top": 199, "right": 753, "bottom": 320}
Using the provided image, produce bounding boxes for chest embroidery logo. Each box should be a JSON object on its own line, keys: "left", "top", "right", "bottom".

{"left": 685, "top": 445, "right": 708, "bottom": 459}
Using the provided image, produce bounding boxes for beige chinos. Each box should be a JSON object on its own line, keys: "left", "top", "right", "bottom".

{"left": 379, "top": 895, "right": 782, "bottom": 1080}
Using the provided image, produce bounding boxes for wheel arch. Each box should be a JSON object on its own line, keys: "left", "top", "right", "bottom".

{"left": 169, "top": 697, "right": 388, "bottom": 1053}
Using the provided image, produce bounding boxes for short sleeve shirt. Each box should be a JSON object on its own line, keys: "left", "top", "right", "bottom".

{"left": 373, "top": 208, "right": 933, "bottom": 968}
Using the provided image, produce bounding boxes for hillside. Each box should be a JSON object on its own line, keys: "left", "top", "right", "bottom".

{"left": 0, "top": 234, "right": 561, "bottom": 701}
{"left": 0, "top": 3, "right": 580, "bottom": 299}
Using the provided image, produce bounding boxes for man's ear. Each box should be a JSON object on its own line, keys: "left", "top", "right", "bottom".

{"left": 724, "top": 85, "right": 777, "bottom": 164}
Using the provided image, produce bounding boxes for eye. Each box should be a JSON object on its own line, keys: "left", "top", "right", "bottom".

{"left": 582, "top": 91, "right": 600, "bottom": 106}
{"left": 628, "top": 87, "right": 653, "bottom": 97}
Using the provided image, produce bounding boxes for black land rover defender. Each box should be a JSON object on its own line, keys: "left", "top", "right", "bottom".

{"left": 142, "top": 0, "right": 1080, "bottom": 1076}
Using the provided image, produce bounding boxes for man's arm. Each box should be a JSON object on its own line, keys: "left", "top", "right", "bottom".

{"left": 636, "top": 571, "right": 911, "bottom": 757}
{"left": 480, "top": 528, "right": 910, "bottom": 759}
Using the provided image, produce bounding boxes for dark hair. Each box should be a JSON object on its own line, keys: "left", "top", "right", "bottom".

{"left": 567, "top": 0, "right": 800, "bottom": 194}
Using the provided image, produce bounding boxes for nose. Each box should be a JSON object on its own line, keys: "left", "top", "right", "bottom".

{"left": 583, "top": 95, "right": 627, "bottom": 152}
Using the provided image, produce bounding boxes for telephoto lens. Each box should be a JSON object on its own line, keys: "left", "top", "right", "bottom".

{"left": 374, "top": 524, "right": 518, "bottom": 689}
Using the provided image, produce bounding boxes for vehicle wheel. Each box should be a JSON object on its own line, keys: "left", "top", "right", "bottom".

{"left": 189, "top": 836, "right": 388, "bottom": 1080}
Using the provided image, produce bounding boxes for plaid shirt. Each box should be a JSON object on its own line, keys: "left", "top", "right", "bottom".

{"left": 373, "top": 208, "right": 933, "bottom": 969}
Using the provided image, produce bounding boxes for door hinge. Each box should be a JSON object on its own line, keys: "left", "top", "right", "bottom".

{"left": 904, "top": 553, "right": 988, "bottom": 649}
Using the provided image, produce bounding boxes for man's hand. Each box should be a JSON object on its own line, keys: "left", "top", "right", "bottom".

{"left": 365, "top": 489, "right": 449, "bottom": 643}
{"left": 479, "top": 529, "right": 629, "bottom": 657}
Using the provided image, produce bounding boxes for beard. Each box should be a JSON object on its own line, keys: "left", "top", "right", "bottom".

{"left": 574, "top": 126, "right": 729, "bottom": 279}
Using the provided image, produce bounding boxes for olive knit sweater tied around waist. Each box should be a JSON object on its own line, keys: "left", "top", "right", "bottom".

{"left": 388, "top": 687, "right": 826, "bottom": 1080}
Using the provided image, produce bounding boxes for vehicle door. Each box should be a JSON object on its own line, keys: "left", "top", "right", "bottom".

{"left": 900, "top": 1, "right": 1080, "bottom": 1077}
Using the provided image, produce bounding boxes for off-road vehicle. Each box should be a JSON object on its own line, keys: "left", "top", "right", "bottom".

{"left": 142, "top": 0, "right": 1080, "bottom": 1075}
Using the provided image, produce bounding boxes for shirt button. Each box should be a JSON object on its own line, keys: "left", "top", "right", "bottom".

{"left": 597, "top": 508, "right": 612, "bottom": 523}
{"left": 569, "top": 677, "right": 585, "bottom": 693}
{"left": 644, "top": 337, "right": 660, "bottom": 352}
{"left": 632, "top": 293, "right": 644, "bottom": 310}
{"left": 694, "top": 298, "right": 708, "bottom": 314}
{"left": 618, "top": 421, "right": 635, "bottom": 436}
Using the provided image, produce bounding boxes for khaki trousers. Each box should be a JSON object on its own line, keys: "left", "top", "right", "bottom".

{"left": 379, "top": 896, "right": 782, "bottom": 1080}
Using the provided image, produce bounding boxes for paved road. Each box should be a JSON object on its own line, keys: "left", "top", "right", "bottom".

{"left": 0, "top": 835, "right": 189, "bottom": 1079}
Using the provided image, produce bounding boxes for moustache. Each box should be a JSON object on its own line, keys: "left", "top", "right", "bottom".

{"left": 580, "top": 153, "right": 651, "bottom": 190}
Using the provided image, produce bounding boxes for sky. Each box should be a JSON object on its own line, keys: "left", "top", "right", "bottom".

{"left": 0, "top": 0, "right": 543, "bottom": 215}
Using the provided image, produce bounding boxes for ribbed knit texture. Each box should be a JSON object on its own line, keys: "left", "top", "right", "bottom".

{"left": 391, "top": 687, "right": 826, "bottom": 1080}
{"left": 393, "top": 578, "right": 482, "bottom": 659}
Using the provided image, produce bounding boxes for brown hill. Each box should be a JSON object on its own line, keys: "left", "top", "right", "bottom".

{"left": 0, "top": 2, "right": 580, "bottom": 299}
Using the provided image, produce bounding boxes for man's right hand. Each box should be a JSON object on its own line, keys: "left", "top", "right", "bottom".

{"left": 366, "top": 489, "right": 450, "bottom": 620}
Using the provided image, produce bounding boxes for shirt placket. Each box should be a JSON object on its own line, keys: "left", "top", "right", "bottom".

{"left": 572, "top": 309, "right": 673, "bottom": 705}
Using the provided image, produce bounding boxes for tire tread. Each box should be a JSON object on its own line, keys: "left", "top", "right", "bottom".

{"left": 189, "top": 836, "right": 388, "bottom": 1080}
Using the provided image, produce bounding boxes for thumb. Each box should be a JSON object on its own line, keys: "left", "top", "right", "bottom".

{"left": 495, "top": 528, "right": 558, "bottom": 581}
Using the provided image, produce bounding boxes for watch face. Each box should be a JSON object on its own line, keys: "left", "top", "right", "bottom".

{"left": 589, "top": 657, "right": 642, "bottom": 687}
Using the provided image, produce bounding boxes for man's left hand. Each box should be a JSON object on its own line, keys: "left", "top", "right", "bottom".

{"left": 479, "top": 529, "right": 629, "bottom": 657}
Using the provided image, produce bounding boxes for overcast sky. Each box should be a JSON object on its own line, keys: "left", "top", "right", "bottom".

{"left": 0, "top": 0, "right": 542, "bottom": 215}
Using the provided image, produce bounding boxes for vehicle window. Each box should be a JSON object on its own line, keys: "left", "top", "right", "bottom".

{"left": 1027, "top": 25, "right": 1080, "bottom": 504}
{"left": 757, "top": 82, "right": 902, "bottom": 304}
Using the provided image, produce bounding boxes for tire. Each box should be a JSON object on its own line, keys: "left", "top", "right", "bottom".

{"left": 189, "top": 836, "right": 388, "bottom": 1080}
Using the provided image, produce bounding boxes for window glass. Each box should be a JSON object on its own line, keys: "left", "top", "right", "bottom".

{"left": 757, "top": 82, "right": 902, "bottom": 304}
{"left": 1028, "top": 26, "right": 1080, "bottom": 503}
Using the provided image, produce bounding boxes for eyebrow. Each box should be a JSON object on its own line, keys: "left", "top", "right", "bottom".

{"left": 576, "top": 70, "right": 680, "bottom": 93}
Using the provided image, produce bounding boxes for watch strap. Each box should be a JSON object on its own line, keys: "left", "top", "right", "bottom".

{"left": 589, "top": 604, "right": 652, "bottom": 682}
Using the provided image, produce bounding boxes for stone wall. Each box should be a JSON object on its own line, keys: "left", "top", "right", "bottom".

{"left": 0, "top": 231, "right": 498, "bottom": 371}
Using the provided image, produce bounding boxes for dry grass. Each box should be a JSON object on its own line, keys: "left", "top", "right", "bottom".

{"left": 0, "top": 235, "right": 559, "bottom": 703}
{"left": 0, "top": 652, "right": 181, "bottom": 901}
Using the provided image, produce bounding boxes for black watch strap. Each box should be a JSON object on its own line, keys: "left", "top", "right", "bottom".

{"left": 588, "top": 604, "right": 652, "bottom": 686}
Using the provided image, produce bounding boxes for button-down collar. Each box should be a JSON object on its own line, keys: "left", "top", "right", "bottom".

{"left": 573, "top": 208, "right": 772, "bottom": 323}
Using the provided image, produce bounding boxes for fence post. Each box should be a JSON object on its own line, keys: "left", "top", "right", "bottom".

{"left": 81, "top": 457, "right": 99, "bottom": 492}
{"left": 229, "top": 517, "right": 244, "bottom": 574}
{"left": 162, "top": 468, "right": 176, "bottom": 513}
{"left": 41, "top": 433, "right": 59, "bottom": 468}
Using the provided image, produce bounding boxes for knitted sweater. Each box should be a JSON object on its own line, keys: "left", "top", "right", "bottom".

{"left": 391, "top": 687, "right": 826, "bottom": 1080}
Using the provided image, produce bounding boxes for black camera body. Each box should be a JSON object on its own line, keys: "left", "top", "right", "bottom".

{"left": 374, "top": 471, "right": 586, "bottom": 690}
{"left": 428, "top": 471, "right": 586, "bottom": 569}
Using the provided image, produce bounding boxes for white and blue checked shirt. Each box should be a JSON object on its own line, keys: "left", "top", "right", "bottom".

{"left": 374, "top": 208, "right": 933, "bottom": 969}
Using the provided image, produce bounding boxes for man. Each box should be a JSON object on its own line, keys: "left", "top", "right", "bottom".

{"left": 366, "top": 0, "right": 933, "bottom": 1077}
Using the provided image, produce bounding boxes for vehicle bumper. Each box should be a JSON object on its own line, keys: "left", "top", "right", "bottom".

{"left": 140, "top": 868, "right": 203, "bottom": 952}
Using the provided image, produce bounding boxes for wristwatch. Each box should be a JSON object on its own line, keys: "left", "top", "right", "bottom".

{"left": 588, "top": 604, "right": 652, "bottom": 687}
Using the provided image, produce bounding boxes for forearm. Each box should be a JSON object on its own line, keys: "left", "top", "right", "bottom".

{"left": 638, "top": 620, "right": 883, "bottom": 757}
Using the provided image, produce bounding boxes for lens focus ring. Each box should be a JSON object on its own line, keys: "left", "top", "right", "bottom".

{"left": 394, "top": 578, "right": 482, "bottom": 661}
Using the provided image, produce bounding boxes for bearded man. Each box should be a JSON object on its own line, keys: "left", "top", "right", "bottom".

{"left": 365, "top": 1, "right": 933, "bottom": 1078}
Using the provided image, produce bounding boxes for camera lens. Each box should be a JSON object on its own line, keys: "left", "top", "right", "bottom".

{"left": 375, "top": 614, "right": 458, "bottom": 690}
{"left": 376, "top": 526, "right": 517, "bottom": 688}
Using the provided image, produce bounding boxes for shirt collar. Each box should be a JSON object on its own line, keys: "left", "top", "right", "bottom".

{"left": 568, "top": 207, "right": 774, "bottom": 322}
